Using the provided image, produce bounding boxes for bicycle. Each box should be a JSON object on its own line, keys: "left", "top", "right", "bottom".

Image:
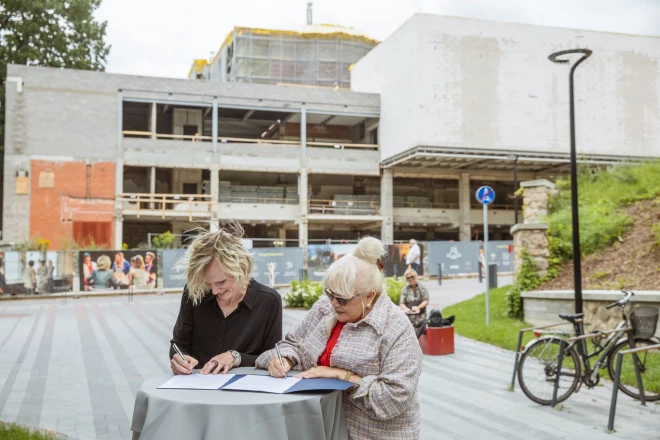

{"left": 517, "top": 290, "right": 660, "bottom": 405}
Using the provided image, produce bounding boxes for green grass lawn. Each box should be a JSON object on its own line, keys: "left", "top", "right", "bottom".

{"left": 442, "top": 285, "right": 540, "bottom": 351}
{"left": 0, "top": 422, "right": 62, "bottom": 440}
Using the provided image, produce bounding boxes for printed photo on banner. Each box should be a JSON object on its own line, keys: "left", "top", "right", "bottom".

{"left": 384, "top": 243, "right": 424, "bottom": 277}
{"left": 79, "top": 250, "right": 157, "bottom": 291}
{"left": 307, "top": 244, "right": 357, "bottom": 281}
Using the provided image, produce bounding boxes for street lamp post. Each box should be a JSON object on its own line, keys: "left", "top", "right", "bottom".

{"left": 548, "top": 49, "right": 592, "bottom": 315}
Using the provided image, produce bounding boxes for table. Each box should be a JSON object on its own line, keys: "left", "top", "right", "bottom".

{"left": 131, "top": 367, "right": 348, "bottom": 440}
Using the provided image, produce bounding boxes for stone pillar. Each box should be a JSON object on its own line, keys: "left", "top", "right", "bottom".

{"left": 458, "top": 172, "right": 471, "bottom": 241}
{"left": 209, "top": 166, "right": 220, "bottom": 232}
{"left": 380, "top": 169, "right": 393, "bottom": 244}
{"left": 510, "top": 179, "right": 555, "bottom": 278}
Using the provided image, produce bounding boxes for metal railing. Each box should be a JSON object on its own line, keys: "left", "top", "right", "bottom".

{"left": 118, "top": 193, "right": 213, "bottom": 221}
{"left": 220, "top": 196, "right": 299, "bottom": 205}
{"left": 121, "top": 130, "right": 379, "bottom": 150}
{"left": 308, "top": 199, "right": 380, "bottom": 215}
{"left": 509, "top": 320, "right": 576, "bottom": 391}
{"left": 608, "top": 343, "right": 660, "bottom": 432}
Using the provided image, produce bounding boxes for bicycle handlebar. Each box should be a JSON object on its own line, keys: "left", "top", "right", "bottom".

{"left": 605, "top": 290, "right": 634, "bottom": 309}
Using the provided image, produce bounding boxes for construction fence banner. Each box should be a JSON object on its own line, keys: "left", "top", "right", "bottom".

{"left": 251, "top": 248, "right": 303, "bottom": 286}
{"left": 79, "top": 250, "right": 157, "bottom": 291}
{"left": 384, "top": 243, "right": 425, "bottom": 277}
{"left": 0, "top": 251, "right": 75, "bottom": 294}
{"left": 307, "top": 244, "right": 357, "bottom": 281}
{"left": 427, "top": 241, "right": 513, "bottom": 277}
{"left": 162, "top": 249, "right": 187, "bottom": 289}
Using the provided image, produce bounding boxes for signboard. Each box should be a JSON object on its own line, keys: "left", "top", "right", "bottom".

{"left": 476, "top": 186, "right": 495, "bottom": 205}
{"left": 162, "top": 249, "right": 187, "bottom": 289}
{"left": 39, "top": 171, "right": 55, "bottom": 188}
{"left": 251, "top": 248, "right": 303, "bottom": 286}
{"left": 484, "top": 241, "right": 514, "bottom": 272}
{"left": 428, "top": 241, "right": 481, "bottom": 276}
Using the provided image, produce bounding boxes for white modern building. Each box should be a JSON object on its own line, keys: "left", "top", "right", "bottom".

{"left": 3, "top": 14, "right": 658, "bottom": 255}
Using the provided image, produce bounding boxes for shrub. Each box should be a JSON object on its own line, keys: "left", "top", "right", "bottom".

{"left": 383, "top": 276, "right": 405, "bottom": 305}
{"left": 284, "top": 279, "right": 324, "bottom": 309}
{"left": 506, "top": 248, "right": 550, "bottom": 320}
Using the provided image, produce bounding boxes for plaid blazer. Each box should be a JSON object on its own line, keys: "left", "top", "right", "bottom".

{"left": 256, "top": 292, "right": 422, "bottom": 440}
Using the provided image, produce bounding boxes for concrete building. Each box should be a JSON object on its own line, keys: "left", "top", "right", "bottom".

{"left": 3, "top": 14, "right": 658, "bottom": 253}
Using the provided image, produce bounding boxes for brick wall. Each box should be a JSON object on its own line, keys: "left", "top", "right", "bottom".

{"left": 30, "top": 160, "right": 115, "bottom": 249}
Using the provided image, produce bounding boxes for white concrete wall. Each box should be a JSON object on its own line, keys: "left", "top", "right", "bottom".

{"left": 352, "top": 14, "right": 660, "bottom": 161}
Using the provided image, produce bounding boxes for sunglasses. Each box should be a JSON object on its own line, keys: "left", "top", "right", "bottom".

{"left": 406, "top": 276, "right": 416, "bottom": 280}
{"left": 324, "top": 288, "right": 350, "bottom": 306}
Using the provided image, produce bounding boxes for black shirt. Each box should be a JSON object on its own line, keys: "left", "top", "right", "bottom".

{"left": 169, "top": 279, "right": 282, "bottom": 368}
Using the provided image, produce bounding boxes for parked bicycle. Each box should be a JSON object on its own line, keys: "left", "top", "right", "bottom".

{"left": 517, "top": 290, "right": 660, "bottom": 405}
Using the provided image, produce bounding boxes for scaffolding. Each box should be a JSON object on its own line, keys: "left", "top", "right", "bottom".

{"left": 189, "top": 25, "right": 378, "bottom": 88}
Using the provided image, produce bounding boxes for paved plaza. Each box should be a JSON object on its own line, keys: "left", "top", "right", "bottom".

{"left": 0, "top": 278, "right": 658, "bottom": 439}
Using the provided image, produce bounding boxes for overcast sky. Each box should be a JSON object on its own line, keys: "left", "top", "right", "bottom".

{"left": 95, "top": 0, "right": 660, "bottom": 78}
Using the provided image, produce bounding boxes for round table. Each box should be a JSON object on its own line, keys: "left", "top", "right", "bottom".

{"left": 131, "top": 367, "right": 348, "bottom": 440}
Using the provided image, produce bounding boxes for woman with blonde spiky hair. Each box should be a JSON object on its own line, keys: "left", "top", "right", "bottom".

{"left": 169, "top": 223, "right": 282, "bottom": 376}
{"left": 257, "top": 236, "right": 422, "bottom": 440}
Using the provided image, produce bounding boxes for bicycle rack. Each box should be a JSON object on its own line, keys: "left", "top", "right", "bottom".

{"left": 608, "top": 342, "right": 660, "bottom": 432}
{"left": 510, "top": 321, "right": 576, "bottom": 391}
{"left": 552, "top": 327, "right": 633, "bottom": 408}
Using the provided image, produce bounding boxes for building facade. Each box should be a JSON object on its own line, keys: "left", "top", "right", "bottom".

{"left": 3, "top": 14, "right": 659, "bottom": 253}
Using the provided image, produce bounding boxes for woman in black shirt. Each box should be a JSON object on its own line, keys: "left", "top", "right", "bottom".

{"left": 169, "top": 224, "right": 282, "bottom": 375}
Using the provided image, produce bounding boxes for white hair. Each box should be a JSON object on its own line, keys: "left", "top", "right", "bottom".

{"left": 323, "top": 236, "right": 386, "bottom": 300}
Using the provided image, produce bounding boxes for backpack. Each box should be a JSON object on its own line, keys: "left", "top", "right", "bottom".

{"left": 416, "top": 308, "right": 455, "bottom": 339}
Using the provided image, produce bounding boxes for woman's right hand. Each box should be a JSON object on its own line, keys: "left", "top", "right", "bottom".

{"left": 267, "top": 357, "right": 293, "bottom": 378}
{"left": 171, "top": 354, "right": 199, "bottom": 375}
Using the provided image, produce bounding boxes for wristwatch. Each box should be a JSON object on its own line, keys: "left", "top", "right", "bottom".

{"left": 229, "top": 350, "right": 241, "bottom": 367}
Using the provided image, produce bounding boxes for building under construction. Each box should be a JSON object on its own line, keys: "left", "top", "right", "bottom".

{"left": 188, "top": 10, "right": 377, "bottom": 88}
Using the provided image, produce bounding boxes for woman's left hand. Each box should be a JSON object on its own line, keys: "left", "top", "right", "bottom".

{"left": 200, "top": 352, "right": 235, "bottom": 375}
{"left": 295, "top": 366, "right": 345, "bottom": 380}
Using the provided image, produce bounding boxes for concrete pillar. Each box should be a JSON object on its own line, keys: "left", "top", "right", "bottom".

{"left": 115, "top": 91, "right": 124, "bottom": 250}
{"left": 212, "top": 97, "right": 218, "bottom": 153}
{"left": 458, "top": 172, "right": 471, "bottom": 241}
{"left": 299, "top": 168, "right": 309, "bottom": 266}
{"left": 210, "top": 166, "right": 219, "bottom": 232}
{"left": 380, "top": 169, "right": 394, "bottom": 244}
{"left": 149, "top": 166, "right": 156, "bottom": 209}
{"left": 279, "top": 226, "right": 287, "bottom": 240}
{"left": 220, "top": 47, "right": 228, "bottom": 82}
{"left": 150, "top": 102, "right": 157, "bottom": 139}
{"left": 301, "top": 105, "right": 307, "bottom": 156}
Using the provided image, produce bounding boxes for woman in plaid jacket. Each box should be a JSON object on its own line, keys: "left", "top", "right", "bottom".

{"left": 257, "top": 237, "right": 422, "bottom": 440}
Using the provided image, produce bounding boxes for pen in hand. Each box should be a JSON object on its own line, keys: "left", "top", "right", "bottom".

{"left": 172, "top": 342, "right": 193, "bottom": 374}
{"left": 275, "top": 342, "right": 286, "bottom": 378}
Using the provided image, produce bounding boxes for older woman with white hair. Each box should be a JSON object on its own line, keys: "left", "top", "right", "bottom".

{"left": 169, "top": 224, "right": 282, "bottom": 375}
{"left": 256, "top": 237, "right": 422, "bottom": 440}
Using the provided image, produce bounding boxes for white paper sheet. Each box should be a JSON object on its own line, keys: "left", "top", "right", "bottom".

{"left": 158, "top": 373, "right": 236, "bottom": 390}
{"left": 221, "top": 375, "right": 301, "bottom": 394}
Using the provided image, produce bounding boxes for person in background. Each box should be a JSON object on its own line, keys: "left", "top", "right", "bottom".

{"left": 47, "top": 260, "right": 55, "bottom": 293}
{"left": 258, "top": 237, "right": 422, "bottom": 440}
{"left": 24, "top": 260, "right": 36, "bottom": 295}
{"left": 145, "top": 251, "right": 157, "bottom": 285}
{"left": 170, "top": 223, "right": 282, "bottom": 376}
{"left": 37, "top": 260, "right": 48, "bottom": 294}
{"left": 129, "top": 255, "right": 149, "bottom": 290}
{"left": 82, "top": 252, "right": 96, "bottom": 291}
{"left": 399, "top": 268, "right": 429, "bottom": 329}
{"left": 406, "top": 239, "right": 421, "bottom": 272}
{"left": 88, "top": 255, "right": 118, "bottom": 290}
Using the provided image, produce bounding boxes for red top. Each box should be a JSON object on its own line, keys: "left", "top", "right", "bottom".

{"left": 317, "top": 321, "right": 346, "bottom": 367}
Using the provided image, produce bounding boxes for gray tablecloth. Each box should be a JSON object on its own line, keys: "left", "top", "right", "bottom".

{"left": 131, "top": 367, "right": 348, "bottom": 440}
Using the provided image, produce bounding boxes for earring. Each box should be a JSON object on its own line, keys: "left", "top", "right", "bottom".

{"left": 367, "top": 303, "right": 371, "bottom": 308}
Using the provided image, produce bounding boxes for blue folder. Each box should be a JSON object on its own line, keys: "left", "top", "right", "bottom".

{"left": 220, "top": 374, "right": 354, "bottom": 394}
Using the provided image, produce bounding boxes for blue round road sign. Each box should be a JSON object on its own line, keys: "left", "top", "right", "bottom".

{"left": 476, "top": 186, "right": 495, "bottom": 205}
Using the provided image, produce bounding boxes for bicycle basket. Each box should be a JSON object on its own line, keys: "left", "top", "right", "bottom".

{"left": 630, "top": 306, "right": 659, "bottom": 339}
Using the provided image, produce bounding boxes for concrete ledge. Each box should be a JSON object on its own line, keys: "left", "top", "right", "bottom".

{"left": 520, "top": 179, "right": 555, "bottom": 189}
{"left": 523, "top": 290, "right": 660, "bottom": 303}
{"left": 510, "top": 222, "right": 548, "bottom": 234}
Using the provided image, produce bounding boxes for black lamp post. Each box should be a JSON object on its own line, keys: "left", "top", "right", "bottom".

{"left": 548, "top": 49, "right": 592, "bottom": 315}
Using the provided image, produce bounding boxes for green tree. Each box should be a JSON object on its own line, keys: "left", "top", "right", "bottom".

{"left": 0, "top": 0, "right": 110, "bottom": 225}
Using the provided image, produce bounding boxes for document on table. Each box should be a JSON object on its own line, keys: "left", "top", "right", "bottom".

{"left": 222, "top": 375, "right": 301, "bottom": 394}
{"left": 158, "top": 374, "right": 236, "bottom": 390}
{"left": 220, "top": 374, "right": 355, "bottom": 394}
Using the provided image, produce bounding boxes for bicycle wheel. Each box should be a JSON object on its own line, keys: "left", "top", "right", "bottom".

{"left": 607, "top": 338, "right": 660, "bottom": 401}
{"left": 518, "top": 338, "right": 581, "bottom": 405}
